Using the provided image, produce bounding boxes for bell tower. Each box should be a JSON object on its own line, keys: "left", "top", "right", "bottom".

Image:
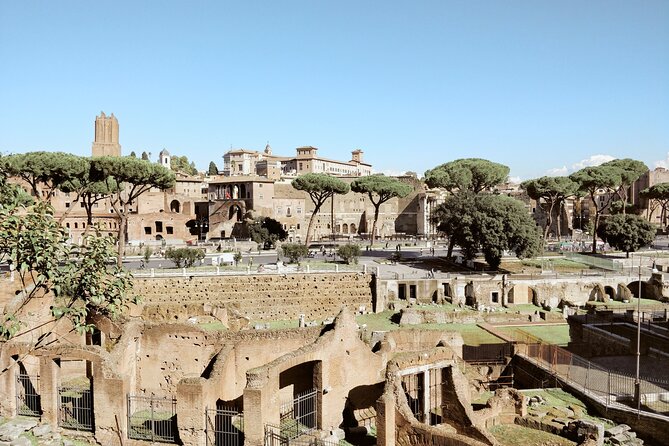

{"left": 92, "top": 111, "right": 121, "bottom": 157}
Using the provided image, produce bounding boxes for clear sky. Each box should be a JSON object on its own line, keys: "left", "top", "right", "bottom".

{"left": 1, "top": 1, "right": 668, "bottom": 181}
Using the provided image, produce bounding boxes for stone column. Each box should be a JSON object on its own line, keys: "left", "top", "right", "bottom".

{"left": 376, "top": 391, "right": 395, "bottom": 446}
{"left": 39, "top": 356, "right": 60, "bottom": 426}
{"left": 0, "top": 353, "right": 15, "bottom": 417}
{"left": 176, "top": 378, "right": 206, "bottom": 446}
{"left": 243, "top": 388, "right": 265, "bottom": 446}
{"left": 93, "top": 376, "right": 128, "bottom": 446}
{"left": 421, "top": 370, "right": 430, "bottom": 424}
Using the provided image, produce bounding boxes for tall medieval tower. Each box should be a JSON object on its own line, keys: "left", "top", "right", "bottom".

{"left": 91, "top": 112, "right": 121, "bottom": 157}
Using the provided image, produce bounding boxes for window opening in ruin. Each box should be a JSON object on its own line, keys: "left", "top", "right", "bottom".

{"left": 279, "top": 388, "right": 318, "bottom": 437}
{"left": 58, "top": 380, "right": 93, "bottom": 431}
{"left": 401, "top": 373, "right": 424, "bottom": 421}
{"left": 16, "top": 365, "right": 41, "bottom": 418}
{"left": 491, "top": 291, "right": 499, "bottom": 303}
{"left": 170, "top": 200, "right": 181, "bottom": 213}
{"left": 145, "top": 227, "right": 152, "bottom": 235}
{"left": 443, "top": 283, "right": 451, "bottom": 298}
{"left": 128, "top": 394, "right": 178, "bottom": 443}
{"left": 156, "top": 221, "right": 163, "bottom": 232}
{"left": 206, "top": 404, "right": 244, "bottom": 446}
{"left": 409, "top": 285, "right": 417, "bottom": 300}
{"left": 398, "top": 284, "right": 406, "bottom": 300}
{"left": 166, "top": 226, "right": 174, "bottom": 235}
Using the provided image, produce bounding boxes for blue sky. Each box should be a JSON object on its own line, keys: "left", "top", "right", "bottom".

{"left": 1, "top": 1, "right": 668, "bottom": 181}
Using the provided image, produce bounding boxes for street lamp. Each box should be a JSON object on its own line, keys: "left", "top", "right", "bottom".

{"left": 634, "top": 256, "right": 642, "bottom": 415}
{"left": 194, "top": 218, "right": 209, "bottom": 242}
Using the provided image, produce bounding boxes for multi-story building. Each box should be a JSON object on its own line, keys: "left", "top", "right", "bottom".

{"left": 222, "top": 145, "right": 372, "bottom": 179}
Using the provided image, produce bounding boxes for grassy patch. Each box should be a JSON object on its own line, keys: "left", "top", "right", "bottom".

{"left": 519, "top": 388, "right": 615, "bottom": 428}
{"left": 357, "top": 311, "right": 505, "bottom": 345}
{"left": 496, "top": 325, "right": 570, "bottom": 346}
{"left": 356, "top": 311, "right": 400, "bottom": 331}
{"left": 499, "top": 258, "right": 593, "bottom": 274}
{"left": 488, "top": 424, "right": 575, "bottom": 446}
{"left": 199, "top": 322, "right": 229, "bottom": 331}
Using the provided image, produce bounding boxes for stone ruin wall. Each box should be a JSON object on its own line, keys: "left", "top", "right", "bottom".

{"left": 129, "top": 322, "right": 324, "bottom": 397}
{"left": 133, "top": 273, "right": 375, "bottom": 322}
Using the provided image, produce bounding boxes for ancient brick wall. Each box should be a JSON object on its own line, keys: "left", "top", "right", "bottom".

{"left": 133, "top": 273, "right": 374, "bottom": 321}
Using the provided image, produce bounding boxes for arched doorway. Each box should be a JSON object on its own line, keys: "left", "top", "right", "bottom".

{"left": 228, "top": 205, "right": 242, "bottom": 222}
{"left": 170, "top": 200, "right": 181, "bottom": 213}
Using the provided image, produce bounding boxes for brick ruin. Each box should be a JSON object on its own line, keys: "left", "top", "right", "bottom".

{"left": 1, "top": 271, "right": 668, "bottom": 445}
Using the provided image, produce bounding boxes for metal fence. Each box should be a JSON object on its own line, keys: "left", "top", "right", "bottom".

{"left": 264, "top": 423, "right": 338, "bottom": 446}
{"left": 16, "top": 373, "right": 41, "bottom": 417}
{"left": 133, "top": 263, "right": 366, "bottom": 278}
{"left": 401, "top": 372, "right": 424, "bottom": 421}
{"left": 462, "top": 343, "right": 513, "bottom": 364}
{"left": 206, "top": 407, "right": 244, "bottom": 446}
{"left": 523, "top": 342, "right": 669, "bottom": 415}
{"left": 58, "top": 384, "right": 93, "bottom": 432}
{"left": 127, "top": 394, "right": 178, "bottom": 443}
{"left": 279, "top": 388, "right": 318, "bottom": 439}
{"left": 564, "top": 252, "right": 622, "bottom": 271}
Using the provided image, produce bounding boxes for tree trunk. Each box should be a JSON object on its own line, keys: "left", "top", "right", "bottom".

{"left": 57, "top": 200, "right": 78, "bottom": 224}
{"left": 592, "top": 212, "right": 600, "bottom": 254}
{"left": 556, "top": 201, "right": 563, "bottom": 241}
{"left": 304, "top": 203, "right": 321, "bottom": 246}
{"left": 446, "top": 238, "right": 455, "bottom": 260}
{"left": 544, "top": 201, "right": 555, "bottom": 241}
{"left": 331, "top": 195, "right": 335, "bottom": 244}
{"left": 116, "top": 212, "right": 128, "bottom": 267}
{"left": 369, "top": 205, "right": 380, "bottom": 248}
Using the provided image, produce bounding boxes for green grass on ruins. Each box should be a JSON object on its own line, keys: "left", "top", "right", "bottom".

{"left": 499, "top": 258, "right": 596, "bottom": 274}
{"left": 495, "top": 325, "right": 571, "bottom": 346}
{"left": 356, "top": 311, "right": 505, "bottom": 345}
{"left": 488, "top": 424, "right": 576, "bottom": 446}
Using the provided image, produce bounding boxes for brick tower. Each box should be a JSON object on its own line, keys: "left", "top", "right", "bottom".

{"left": 91, "top": 111, "right": 121, "bottom": 157}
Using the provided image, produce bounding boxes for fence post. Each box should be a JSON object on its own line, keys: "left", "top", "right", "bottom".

{"left": 306, "top": 264, "right": 310, "bottom": 273}
{"left": 335, "top": 264, "right": 339, "bottom": 273}
{"left": 363, "top": 264, "right": 367, "bottom": 274}
{"left": 151, "top": 398, "right": 155, "bottom": 442}
{"left": 182, "top": 268, "right": 186, "bottom": 277}
{"left": 216, "top": 266, "right": 220, "bottom": 275}
{"left": 607, "top": 371, "right": 611, "bottom": 407}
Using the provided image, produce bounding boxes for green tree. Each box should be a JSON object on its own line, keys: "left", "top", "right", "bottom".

{"left": 292, "top": 173, "right": 350, "bottom": 245}
{"left": 570, "top": 165, "right": 622, "bottom": 253}
{"left": 129, "top": 151, "right": 137, "bottom": 158}
{"left": 350, "top": 175, "right": 413, "bottom": 247}
{"left": 208, "top": 161, "right": 219, "bottom": 175}
{"left": 281, "top": 243, "right": 309, "bottom": 264}
{"left": 602, "top": 158, "right": 648, "bottom": 214}
{"left": 141, "top": 151, "right": 150, "bottom": 161}
{"left": 248, "top": 217, "right": 288, "bottom": 249}
{"left": 432, "top": 193, "right": 541, "bottom": 270}
{"left": 59, "top": 158, "right": 122, "bottom": 229}
{"left": 170, "top": 155, "right": 198, "bottom": 175}
{"left": 4, "top": 152, "right": 89, "bottom": 203}
{"left": 337, "top": 244, "right": 361, "bottom": 264}
{"left": 424, "top": 158, "right": 509, "bottom": 193}
{"left": 90, "top": 156, "right": 176, "bottom": 265}
{"left": 164, "top": 247, "right": 205, "bottom": 267}
{"left": 597, "top": 214, "right": 655, "bottom": 258}
{"left": 0, "top": 201, "right": 135, "bottom": 341}
{"left": 640, "top": 183, "right": 669, "bottom": 229}
{"left": 0, "top": 156, "right": 33, "bottom": 208}
{"left": 521, "top": 176, "right": 578, "bottom": 240}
